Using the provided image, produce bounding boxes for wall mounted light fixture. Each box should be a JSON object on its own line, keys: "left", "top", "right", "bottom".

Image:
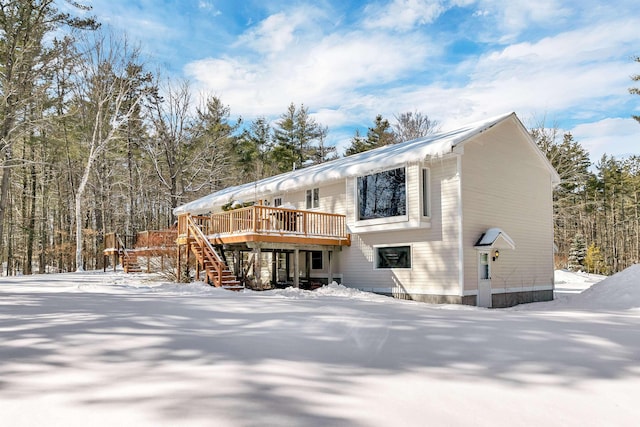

{"left": 493, "top": 250, "right": 500, "bottom": 261}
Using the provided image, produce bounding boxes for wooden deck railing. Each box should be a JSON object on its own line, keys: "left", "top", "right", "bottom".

{"left": 177, "top": 206, "right": 349, "bottom": 242}
{"left": 104, "top": 230, "right": 177, "bottom": 252}
{"left": 135, "top": 230, "right": 177, "bottom": 248}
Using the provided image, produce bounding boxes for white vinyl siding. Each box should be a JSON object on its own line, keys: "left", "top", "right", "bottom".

{"left": 460, "top": 119, "right": 555, "bottom": 295}
{"left": 340, "top": 158, "right": 461, "bottom": 296}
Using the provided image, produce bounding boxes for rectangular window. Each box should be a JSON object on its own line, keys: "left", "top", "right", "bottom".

{"left": 357, "top": 167, "right": 406, "bottom": 220}
{"left": 274, "top": 197, "right": 282, "bottom": 207}
{"left": 376, "top": 246, "right": 411, "bottom": 269}
{"left": 422, "top": 168, "right": 430, "bottom": 217}
{"left": 311, "top": 251, "right": 323, "bottom": 270}
{"left": 306, "top": 188, "right": 319, "bottom": 209}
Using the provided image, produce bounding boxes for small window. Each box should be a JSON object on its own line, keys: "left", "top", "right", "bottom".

{"left": 274, "top": 197, "right": 282, "bottom": 207}
{"left": 306, "top": 188, "right": 319, "bottom": 209}
{"left": 311, "top": 251, "right": 323, "bottom": 270}
{"left": 422, "top": 168, "right": 430, "bottom": 217}
{"left": 376, "top": 246, "right": 411, "bottom": 269}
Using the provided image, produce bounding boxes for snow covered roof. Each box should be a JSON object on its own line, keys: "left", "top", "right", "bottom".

{"left": 175, "top": 112, "right": 553, "bottom": 215}
{"left": 475, "top": 228, "right": 516, "bottom": 250}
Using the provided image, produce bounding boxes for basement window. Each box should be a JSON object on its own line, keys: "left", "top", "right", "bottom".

{"left": 311, "top": 251, "right": 323, "bottom": 270}
{"left": 376, "top": 246, "right": 411, "bottom": 269}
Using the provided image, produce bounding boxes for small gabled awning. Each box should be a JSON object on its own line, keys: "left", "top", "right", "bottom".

{"left": 474, "top": 228, "right": 515, "bottom": 250}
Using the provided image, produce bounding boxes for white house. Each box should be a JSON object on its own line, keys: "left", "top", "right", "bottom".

{"left": 174, "top": 112, "right": 560, "bottom": 307}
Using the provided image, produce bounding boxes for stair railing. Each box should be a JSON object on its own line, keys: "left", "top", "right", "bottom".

{"left": 186, "top": 214, "right": 225, "bottom": 286}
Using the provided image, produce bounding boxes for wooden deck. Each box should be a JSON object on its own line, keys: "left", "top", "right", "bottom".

{"left": 177, "top": 206, "right": 351, "bottom": 247}
{"left": 103, "top": 230, "right": 177, "bottom": 273}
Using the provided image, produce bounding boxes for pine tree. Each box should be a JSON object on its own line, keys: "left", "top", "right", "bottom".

{"left": 567, "top": 234, "right": 586, "bottom": 271}
{"left": 0, "top": 0, "right": 98, "bottom": 259}
{"left": 271, "top": 103, "right": 323, "bottom": 172}
{"left": 629, "top": 55, "right": 640, "bottom": 124}
{"left": 234, "top": 117, "right": 273, "bottom": 181}
{"left": 366, "top": 114, "right": 396, "bottom": 148}
{"left": 345, "top": 115, "right": 396, "bottom": 156}
{"left": 345, "top": 129, "right": 372, "bottom": 156}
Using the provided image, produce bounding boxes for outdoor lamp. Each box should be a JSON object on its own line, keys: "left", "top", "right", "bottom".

{"left": 493, "top": 250, "right": 500, "bottom": 261}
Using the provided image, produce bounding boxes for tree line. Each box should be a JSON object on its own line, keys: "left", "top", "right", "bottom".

{"left": 1, "top": 1, "right": 638, "bottom": 275}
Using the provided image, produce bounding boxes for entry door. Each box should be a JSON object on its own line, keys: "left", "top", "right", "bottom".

{"left": 477, "top": 251, "right": 492, "bottom": 308}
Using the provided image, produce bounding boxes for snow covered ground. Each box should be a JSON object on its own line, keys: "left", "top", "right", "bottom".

{"left": 1, "top": 268, "right": 639, "bottom": 426}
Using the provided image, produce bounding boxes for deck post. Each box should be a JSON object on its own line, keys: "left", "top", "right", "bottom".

{"left": 255, "top": 247, "right": 262, "bottom": 289}
{"left": 177, "top": 245, "right": 182, "bottom": 282}
{"left": 234, "top": 249, "right": 241, "bottom": 277}
{"left": 293, "top": 248, "right": 300, "bottom": 288}
{"left": 271, "top": 250, "right": 277, "bottom": 287}
{"left": 327, "top": 250, "right": 333, "bottom": 284}
{"left": 195, "top": 246, "right": 200, "bottom": 281}
{"left": 186, "top": 243, "right": 190, "bottom": 281}
{"left": 113, "top": 250, "right": 117, "bottom": 272}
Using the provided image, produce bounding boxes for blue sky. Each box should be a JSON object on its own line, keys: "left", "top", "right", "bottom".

{"left": 81, "top": 0, "right": 638, "bottom": 161}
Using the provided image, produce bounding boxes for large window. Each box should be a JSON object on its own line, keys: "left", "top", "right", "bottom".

{"left": 376, "top": 246, "right": 411, "bottom": 269}
{"left": 306, "top": 188, "right": 319, "bottom": 209}
{"left": 357, "top": 167, "right": 406, "bottom": 220}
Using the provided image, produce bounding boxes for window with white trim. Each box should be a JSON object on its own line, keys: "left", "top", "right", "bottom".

{"left": 273, "top": 197, "right": 282, "bottom": 207}
{"left": 376, "top": 246, "right": 411, "bottom": 269}
{"left": 306, "top": 188, "right": 319, "bottom": 209}
{"left": 357, "top": 167, "right": 406, "bottom": 220}
{"left": 422, "top": 168, "right": 430, "bottom": 217}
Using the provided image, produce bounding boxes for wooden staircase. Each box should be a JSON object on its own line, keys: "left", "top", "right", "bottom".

{"left": 186, "top": 215, "right": 243, "bottom": 291}
{"left": 120, "top": 249, "right": 142, "bottom": 273}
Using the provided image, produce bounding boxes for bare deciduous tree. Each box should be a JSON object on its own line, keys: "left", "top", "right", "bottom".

{"left": 393, "top": 111, "right": 440, "bottom": 142}
{"left": 72, "top": 31, "right": 151, "bottom": 271}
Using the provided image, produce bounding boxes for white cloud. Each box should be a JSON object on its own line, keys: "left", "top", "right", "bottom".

{"left": 185, "top": 8, "right": 436, "bottom": 123}
{"left": 364, "top": 0, "right": 446, "bottom": 31}
{"left": 180, "top": 1, "right": 639, "bottom": 159}
{"left": 572, "top": 118, "right": 639, "bottom": 161}
{"left": 236, "top": 12, "right": 305, "bottom": 54}
{"left": 198, "top": 1, "right": 222, "bottom": 15}
{"left": 494, "top": 0, "right": 571, "bottom": 39}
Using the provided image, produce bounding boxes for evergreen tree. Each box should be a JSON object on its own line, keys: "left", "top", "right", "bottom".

{"left": 0, "top": 0, "right": 98, "bottom": 259}
{"left": 629, "top": 55, "right": 640, "bottom": 124}
{"left": 345, "top": 115, "right": 396, "bottom": 156}
{"left": 191, "top": 95, "right": 239, "bottom": 194}
{"left": 309, "top": 125, "right": 337, "bottom": 164}
{"left": 567, "top": 234, "right": 586, "bottom": 271}
{"left": 367, "top": 114, "right": 396, "bottom": 148}
{"left": 345, "top": 129, "right": 371, "bottom": 156}
{"left": 234, "top": 116, "right": 273, "bottom": 181}
{"left": 271, "top": 103, "right": 323, "bottom": 172}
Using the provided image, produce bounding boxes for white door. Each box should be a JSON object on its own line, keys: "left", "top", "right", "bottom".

{"left": 477, "top": 251, "right": 492, "bottom": 308}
